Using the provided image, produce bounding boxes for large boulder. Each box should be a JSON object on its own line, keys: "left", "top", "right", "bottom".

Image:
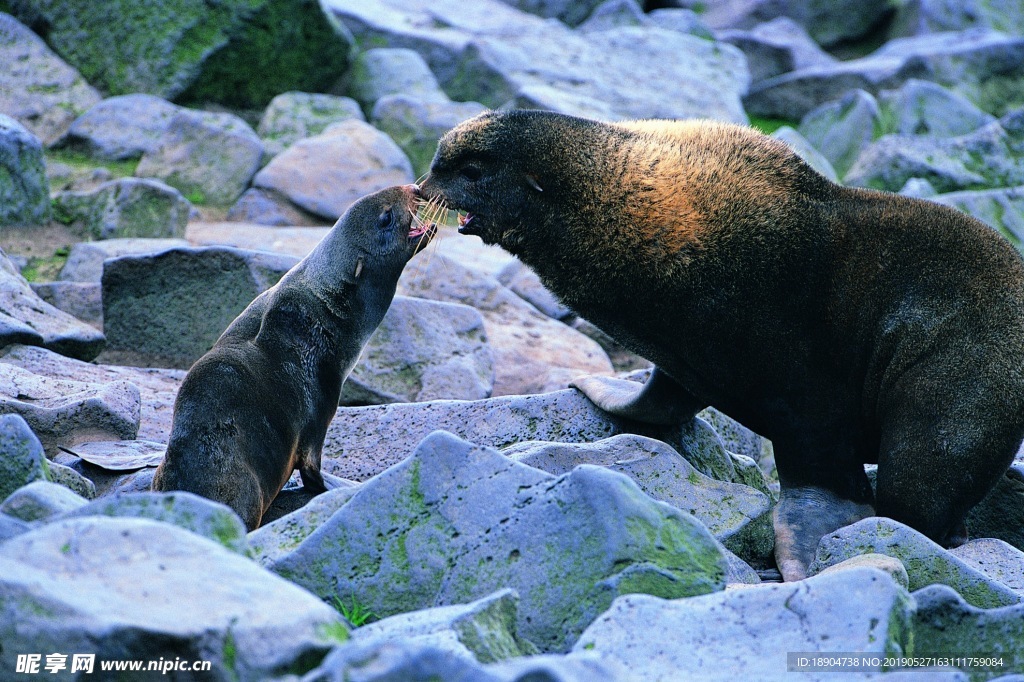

{"left": 0, "top": 413, "right": 50, "bottom": 503}
{"left": 51, "top": 177, "right": 192, "bottom": 240}
{"left": 573, "top": 567, "right": 916, "bottom": 680}
{"left": 341, "top": 296, "right": 495, "bottom": 405}
{"left": 5, "top": 0, "right": 354, "bottom": 109}
{"left": 0, "top": 12, "right": 101, "bottom": 145}
{"left": 257, "top": 91, "right": 365, "bottom": 158}
{"left": 0, "top": 516, "right": 342, "bottom": 680}
{"left": 100, "top": 246, "right": 297, "bottom": 369}
{"left": 746, "top": 30, "right": 1024, "bottom": 120}
{"left": 1, "top": 248, "right": 105, "bottom": 361}
{"left": 397, "top": 252, "right": 612, "bottom": 397}
{"left": 252, "top": 119, "right": 414, "bottom": 222}
{"left": 135, "top": 108, "right": 263, "bottom": 206}
{"left": 55, "top": 94, "right": 180, "bottom": 160}
{"left": 271, "top": 430, "right": 727, "bottom": 653}
{"left": 0, "top": 113, "right": 49, "bottom": 226}
{"left": 323, "top": 0, "right": 749, "bottom": 123}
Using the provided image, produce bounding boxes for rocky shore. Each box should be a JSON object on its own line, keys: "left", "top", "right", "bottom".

{"left": 2, "top": 0, "right": 1024, "bottom": 680}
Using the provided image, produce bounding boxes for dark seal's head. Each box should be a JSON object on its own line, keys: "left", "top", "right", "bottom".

{"left": 419, "top": 110, "right": 602, "bottom": 262}
{"left": 306, "top": 183, "right": 436, "bottom": 288}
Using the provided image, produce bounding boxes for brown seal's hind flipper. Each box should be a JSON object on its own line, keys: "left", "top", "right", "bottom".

{"left": 571, "top": 367, "right": 701, "bottom": 426}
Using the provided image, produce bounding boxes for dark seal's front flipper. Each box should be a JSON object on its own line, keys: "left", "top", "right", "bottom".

{"left": 773, "top": 486, "right": 875, "bottom": 581}
{"left": 571, "top": 367, "right": 700, "bottom": 426}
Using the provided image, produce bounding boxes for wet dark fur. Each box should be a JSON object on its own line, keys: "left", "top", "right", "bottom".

{"left": 420, "top": 110, "right": 1024, "bottom": 579}
{"left": 152, "top": 185, "right": 431, "bottom": 530}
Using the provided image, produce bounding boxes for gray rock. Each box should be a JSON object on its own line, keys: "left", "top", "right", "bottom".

{"left": 950, "top": 538, "right": 1024, "bottom": 597}
{"left": 0, "top": 344, "right": 184, "bottom": 443}
{"left": 0, "top": 413, "right": 50, "bottom": 503}
{"left": 253, "top": 119, "right": 414, "bottom": 222}
{"left": 350, "top": 589, "right": 538, "bottom": 662}
{"left": 495, "top": 260, "right": 573, "bottom": 321}
{"left": 797, "top": 89, "right": 882, "bottom": 180}
{"left": 324, "top": 0, "right": 749, "bottom": 123}
{"left": 771, "top": 126, "right": 839, "bottom": 182}
{"left": 0, "top": 516, "right": 342, "bottom": 680}
{"left": 0, "top": 362, "right": 140, "bottom": 455}
{"left": 100, "top": 246, "right": 297, "bottom": 369}
{"left": 371, "top": 94, "right": 488, "bottom": 177}
{"left": 225, "top": 187, "right": 327, "bottom": 227}
{"left": 248, "top": 484, "right": 361, "bottom": 566}
{"left": 272, "top": 430, "right": 727, "bottom": 653}
{"left": 576, "top": 0, "right": 646, "bottom": 33}
{"left": 647, "top": 8, "right": 715, "bottom": 38}
{"left": 809, "top": 517, "right": 1021, "bottom": 608}
{"left": 60, "top": 439, "right": 165, "bottom": 471}
{"left": 574, "top": 567, "right": 915, "bottom": 680}
{"left": 397, "top": 253, "right": 612, "bottom": 396}
{"left": 305, "top": 640, "right": 503, "bottom": 682}
{"left": 56, "top": 94, "right": 180, "bottom": 161}
{"left": 341, "top": 296, "right": 494, "bottom": 406}
{"left": 719, "top": 17, "right": 838, "bottom": 84}
{"left": 258, "top": 91, "right": 365, "bottom": 158}
{"left": 879, "top": 79, "right": 997, "bottom": 138}
{"left": 348, "top": 48, "right": 449, "bottom": 112}
{"left": 0, "top": 12, "right": 101, "bottom": 145}
{"left": 745, "top": 30, "right": 1024, "bottom": 120}
{"left": 58, "top": 237, "right": 190, "bottom": 282}
{"left": 189, "top": 222, "right": 333, "bottom": 256}
{"left": 0, "top": 480, "right": 88, "bottom": 522}
{"left": 63, "top": 491, "right": 248, "bottom": 554}
{"left": 845, "top": 116, "right": 1024, "bottom": 193}
{"left": 966, "top": 464, "right": 1024, "bottom": 552}
{"left": 494, "top": 0, "right": 606, "bottom": 26}
{"left": 4, "top": 0, "right": 354, "bottom": 110}
{"left": 503, "top": 434, "right": 774, "bottom": 565}
{"left": 135, "top": 108, "right": 264, "bottom": 206}
{"left": 912, "top": 585, "right": 1024, "bottom": 676}
{"left": 899, "top": 177, "right": 939, "bottom": 198}
{"left": 817, "top": 552, "right": 910, "bottom": 589}
{"left": 29, "top": 281, "right": 102, "bottom": 329}
{"left": 931, "top": 185, "right": 1024, "bottom": 249}
{"left": 51, "top": 177, "right": 191, "bottom": 240}
{"left": 45, "top": 460, "right": 96, "bottom": 500}
{"left": 892, "top": 0, "right": 1024, "bottom": 38}
{"left": 1, "top": 249, "right": 105, "bottom": 360}
{"left": 0, "top": 113, "right": 49, "bottom": 226}
{"left": 0, "top": 512, "right": 30, "bottom": 542}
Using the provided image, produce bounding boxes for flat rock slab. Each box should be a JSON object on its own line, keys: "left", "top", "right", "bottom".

{"left": 0, "top": 517, "right": 342, "bottom": 680}
{"left": 0, "top": 344, "right": 183, "bottom": 443}
{"left": 1, "top": 249, "right": 105, "bottom": 360}
{"left": 0, "top": 361, "right": 139, "bottom": 456}
{"left": 809, "top": 517, "right": 1021, "bottom": 609}
{"left": 58, "top": 237, "right": 191, "bottom": 282}
{"left": 272, "top": 430, "right": 727, "bottom": 653}
{"left": 186, "top": 223, "right": 331, "bottom": 258}
{"left": 573, "top": 567, "right": 914, "bottom": 681}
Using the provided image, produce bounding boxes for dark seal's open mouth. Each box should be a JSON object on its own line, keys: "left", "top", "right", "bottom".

{"left": 457, "top": 211, "right": 477, "bottom": 235}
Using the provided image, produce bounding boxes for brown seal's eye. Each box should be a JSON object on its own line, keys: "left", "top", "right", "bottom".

{"left": 460, "top": 165, "right": 483, "bottom": 181}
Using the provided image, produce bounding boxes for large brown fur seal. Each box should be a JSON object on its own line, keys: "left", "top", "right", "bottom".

{"left": 419, "top": 110, "right": 1024, "bottom": 580}
{"left": 152, "top": 185, "right": 434, "bottom": 529}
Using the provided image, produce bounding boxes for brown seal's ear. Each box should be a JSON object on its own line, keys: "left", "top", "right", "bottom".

{"left": 525, "top": 174, "right": 544, "bottom": 193}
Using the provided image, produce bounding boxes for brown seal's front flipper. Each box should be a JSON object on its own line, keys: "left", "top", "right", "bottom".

{"left": 571, "top": 367, "right": 701, "bottom": 426}
{"left": 772, "top": 486, "right": 875, "bottom": 581}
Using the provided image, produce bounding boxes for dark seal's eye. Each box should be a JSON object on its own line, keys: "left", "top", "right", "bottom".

{"left": 378, "top": 208, "right": 393, "bottom": 229}
{"left": 460, "top": 165, "right": 483, "bottom": 182}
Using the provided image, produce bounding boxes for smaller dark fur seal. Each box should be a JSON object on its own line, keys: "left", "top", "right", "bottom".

{"left": 420, "top": 109, "right": 1024, "bottom": 581}
{"left": 152, "top": 185, "right": 434, "bottom": 529}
